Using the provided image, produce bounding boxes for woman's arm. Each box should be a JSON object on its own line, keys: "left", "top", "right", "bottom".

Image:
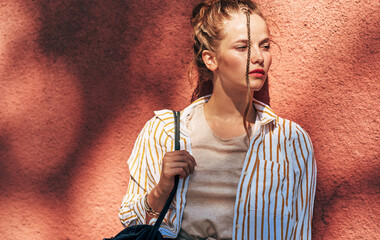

{"left": 119, "top": 119, "right": 152, "bottom": 226}
{"left": 146, "top": 150, "right": 196, "bottom": 223}
{"left": 119, "top": 117, "right": 196, "bottom": 228}
{"left": 290, "top": 125, "right": 317, "bottom": 239}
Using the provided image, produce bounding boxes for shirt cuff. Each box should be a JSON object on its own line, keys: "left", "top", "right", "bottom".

{"left": 132, "top": 193, "right": 148, "bottom": 224}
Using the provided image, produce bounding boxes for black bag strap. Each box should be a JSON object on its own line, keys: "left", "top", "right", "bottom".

{"left": 148, "top": 111, "right": 180, "bottom": 239}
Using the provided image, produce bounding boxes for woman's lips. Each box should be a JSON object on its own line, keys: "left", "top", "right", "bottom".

{"left": 249, "top": 69, "right": 265, "bottom": 78}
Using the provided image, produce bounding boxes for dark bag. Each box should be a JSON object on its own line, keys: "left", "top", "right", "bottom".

{"left": 103, "top": 111, "right": 181, "bottom": 240}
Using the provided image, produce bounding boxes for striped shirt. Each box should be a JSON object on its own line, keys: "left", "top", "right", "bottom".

{"left": 119, "top": 95, "right": 317, "bottom": 239}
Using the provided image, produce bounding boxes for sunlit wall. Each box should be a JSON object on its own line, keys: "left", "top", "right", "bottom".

{"left": 0, "top": 0, "right": 379, "bottom": 239}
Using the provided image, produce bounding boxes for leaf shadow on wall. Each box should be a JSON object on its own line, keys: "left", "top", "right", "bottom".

{"left": 0, "top": 0, "right": 271, "bottom": 229}
{"left": 27, "top": 0, "right": 198, "bottom": 197}
{"left": 32, "top": 0, "right": 134, "bottom": 196}
{"left": 32, "top": 0, "right": 271, "bottom": 195}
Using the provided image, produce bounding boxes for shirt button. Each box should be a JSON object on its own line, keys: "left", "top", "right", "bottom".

{"left": 240, "top": 198, "right": 244, "bottom": 203}
{"left": 244, "top": 171, "right": 248, "bottom": 176}
{"left": 237, "top": 224, "right": 240, "bottom": 229}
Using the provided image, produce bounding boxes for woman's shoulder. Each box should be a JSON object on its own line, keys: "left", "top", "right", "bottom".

{"left": 138, "top": 110, "right": 175, "bottom": 134}
{"left": 276, "top": 116, "right": 313, "bottom": 147}
{"left": 136, "top": 109, "right": 183, "bottom": 141}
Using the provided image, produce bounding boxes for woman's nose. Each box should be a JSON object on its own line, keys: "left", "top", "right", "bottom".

{"left": 250, "top": 47, "right": 264, "bottom": 64}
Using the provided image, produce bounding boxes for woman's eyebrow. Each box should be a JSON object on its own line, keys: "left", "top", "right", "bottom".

{"left": 233, "top": 37, "right": 271, "bottom": 45}
{"left": 233, "top": 39, "right": 249, "bottom": 44}
{"left": 259, "top": 38, "right": 271, "bottom": 44}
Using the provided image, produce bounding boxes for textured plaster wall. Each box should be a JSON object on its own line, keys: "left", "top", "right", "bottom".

{"left": 0, "top": 0, "right": 379, "bottom": 239}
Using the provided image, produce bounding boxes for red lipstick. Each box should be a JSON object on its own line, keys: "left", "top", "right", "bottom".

{"left": 249, "top": 69, "right": 265, "bottom": 78}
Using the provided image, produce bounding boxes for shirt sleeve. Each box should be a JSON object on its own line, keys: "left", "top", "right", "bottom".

{"left": 290, "top": 125, "right": 317, "bottom": 239}
{"left": 118, "top": 117, "right": 179, "bottom": 238}
{"left": 118, "top": 119, "right": 152, "bottom": 226}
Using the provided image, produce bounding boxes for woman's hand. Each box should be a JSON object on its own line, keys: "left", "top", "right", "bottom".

{"left": 146, "top": 150, "right": 196, "bottom": 222}
{"left": 156, "top": 150, "right": 197, "bottom": 197}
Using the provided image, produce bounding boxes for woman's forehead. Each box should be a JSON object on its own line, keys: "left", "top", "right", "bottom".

{"left": 222, "top": 12, "right": 269, "bottom": 41}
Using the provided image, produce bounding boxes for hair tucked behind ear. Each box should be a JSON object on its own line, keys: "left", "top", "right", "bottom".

{"left": 189, "top": 0, "right": 265, "bottom": 138}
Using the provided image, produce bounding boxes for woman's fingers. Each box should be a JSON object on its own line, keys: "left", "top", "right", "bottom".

{"left": 163, "top": 167, "right": 186, "bottom": 179}
{"left": 166, "top": 161, "right": 192, "bottom": 176}
{"left": 162, "top": 151, "right": 196, "bottom": 178}
{"left": 165, "top": 151, "right": 196, "bottom": 166}
{"left": 157, "top": 151, "right": 196, "bottom": 195}
{"left": 184, "top": 150, "right": 197, "bottom": 166}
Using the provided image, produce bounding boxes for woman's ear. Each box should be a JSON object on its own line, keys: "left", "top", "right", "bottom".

{"left": 202, "top": 50, "right": 218, "bottom": 71}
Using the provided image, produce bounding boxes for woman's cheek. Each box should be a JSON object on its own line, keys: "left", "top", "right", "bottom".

{"left": 264, "top": 52, "right": 272, "bottom": 69}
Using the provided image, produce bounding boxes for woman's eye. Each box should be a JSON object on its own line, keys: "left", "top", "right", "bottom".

{"left": 262, "top": 44, "right": 271, "bottom": 51}
{"left": 236, "top": 46, "right": 248, "bottom": 50}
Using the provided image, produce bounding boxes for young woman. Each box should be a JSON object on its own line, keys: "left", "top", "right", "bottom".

{"left": 119, "top": 0, "right": 316, "bottom": 239}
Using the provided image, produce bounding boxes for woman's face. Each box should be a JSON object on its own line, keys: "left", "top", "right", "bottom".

{"left": 213, "top": 12, "right": 272, "bottom": 93}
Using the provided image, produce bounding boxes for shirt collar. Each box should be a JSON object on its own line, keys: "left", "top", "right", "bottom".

{"left": 252, "top": 98, "right": 278, "bottom": 126}
{"left": 154, "top": 94, "right": 277, "bottom": 137}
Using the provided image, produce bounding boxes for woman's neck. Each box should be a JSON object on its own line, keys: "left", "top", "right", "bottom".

{"left": 203, "top": 84, "right": 256, "bottom": 124}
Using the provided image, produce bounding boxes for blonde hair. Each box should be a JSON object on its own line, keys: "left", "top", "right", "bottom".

{"left": 189, "top": 0, "right": 265, "bottom": 138}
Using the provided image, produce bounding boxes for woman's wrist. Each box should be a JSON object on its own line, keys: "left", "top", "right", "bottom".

{"left": 155, "top": 181, "right": 172, "bottom": 198}
{"left": 147, "top": 184, "right": 171, "bottom": 214}
{"left": 144, "top": 193, "right": 160, "bottom": 217}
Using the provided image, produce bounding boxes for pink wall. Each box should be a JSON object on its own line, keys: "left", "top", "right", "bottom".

{"left": 0, "top": 0, "right": 379, "bottom": 239}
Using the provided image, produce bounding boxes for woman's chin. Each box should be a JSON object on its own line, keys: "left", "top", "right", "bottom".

{"left": 250, "top": 81, "right": 266, "bottom": 92}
